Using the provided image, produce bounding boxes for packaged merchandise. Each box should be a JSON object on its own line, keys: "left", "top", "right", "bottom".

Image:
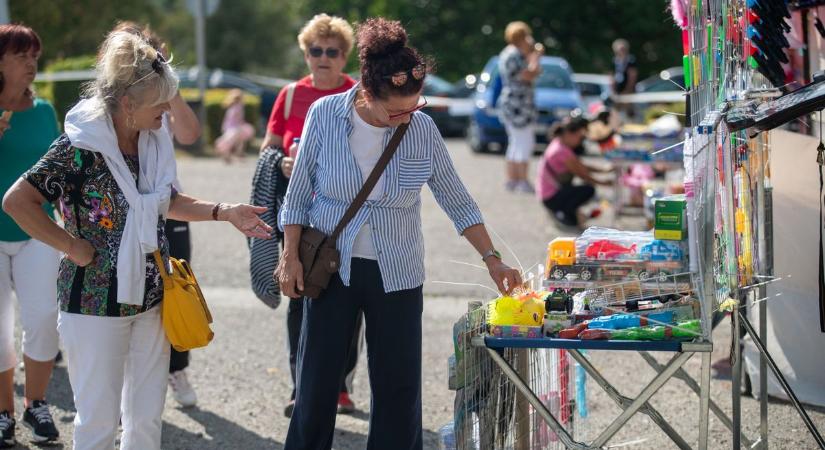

{"left": 654, "top": 194, "right": 688, "bottom": 240}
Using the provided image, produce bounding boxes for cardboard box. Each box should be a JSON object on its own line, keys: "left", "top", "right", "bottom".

{"left": 654, "top": 195, "right": 687, "bottom": 241}
{"left": 489, "top": 325, "right": 543, "bottom": 338}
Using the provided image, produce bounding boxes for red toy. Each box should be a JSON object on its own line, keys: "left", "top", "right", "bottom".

{"left": 584, "top": 240, "right": 637, "bottom": 260}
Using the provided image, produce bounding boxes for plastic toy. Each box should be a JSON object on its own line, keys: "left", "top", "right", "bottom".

{"left": 579, "top": 319, "right": 700, "bottom": 340}
{"left": 487, "top": 295, "right": 545, "bottom": 327}
{"left": 545, "top": 233, "right": 687, "bottom": 282}
{"left": 543, "top": 289, "right": 573, "bottom": 313}
{"left": 639, "top": 240, "right": 684, "bottom": 261}
{"left": 584, "top": 240, "right": 637, "bottom": 260}
{"left": 587, "top": 311, "right": 674, "bottom": 330}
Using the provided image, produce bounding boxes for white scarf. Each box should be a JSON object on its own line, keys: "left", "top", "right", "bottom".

{"left": 64, "top": 98, "right": 177, "bottom": 305}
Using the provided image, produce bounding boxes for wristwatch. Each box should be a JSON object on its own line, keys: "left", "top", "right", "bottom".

{"left": 481, "top": 249, "right": 502, "bottom": 262}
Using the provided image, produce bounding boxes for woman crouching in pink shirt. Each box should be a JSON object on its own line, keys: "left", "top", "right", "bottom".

{"left": 537, "top": 116, "right": 612, "bottom": 228}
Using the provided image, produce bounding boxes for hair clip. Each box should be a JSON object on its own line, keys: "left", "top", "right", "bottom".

{"left": 386, "top": 64, "right": 426, "bottom": 87}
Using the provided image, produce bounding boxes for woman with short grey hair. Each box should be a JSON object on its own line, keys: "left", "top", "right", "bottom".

{"left": 2, "top": 30, "right": 271, "bottom": 450}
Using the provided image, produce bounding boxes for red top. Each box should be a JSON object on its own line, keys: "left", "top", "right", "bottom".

{"left": 266, "top": 74, "right": 356, "bottom": 156}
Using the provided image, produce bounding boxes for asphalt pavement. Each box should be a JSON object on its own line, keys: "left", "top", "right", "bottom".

{"left": 9, "top": 138, "right": 825, "bottom": 449}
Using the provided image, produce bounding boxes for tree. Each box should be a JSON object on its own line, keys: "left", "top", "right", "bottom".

{"left": 300, "top": 0, "right": 682, "bottom": 81}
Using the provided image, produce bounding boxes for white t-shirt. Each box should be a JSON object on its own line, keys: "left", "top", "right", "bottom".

{"left": 349, "top": 108, "right": 386, "bottom": 259}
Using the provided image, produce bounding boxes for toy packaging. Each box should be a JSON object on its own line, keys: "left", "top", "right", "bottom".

{"left": 489, "top": 324, "right": 543, "bottom": 338}
{"left": 543, "top": 313, "right": 573, "bottom": 337}
{"left": 545, "top": 227, "right": 688, "bottom": 283}
{"left": 654, "top": 194, "right": 687, "bottom": 241}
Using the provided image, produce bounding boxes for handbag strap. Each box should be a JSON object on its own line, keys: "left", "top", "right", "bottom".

{"left": 330, "top": 121, "right": 410, "bottom": 241}
{"left": 152, "top": 250, "right": 171, "bottom": 282}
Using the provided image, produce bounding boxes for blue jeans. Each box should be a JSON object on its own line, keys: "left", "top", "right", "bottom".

{"left": 285, "top": 258, "right": 423, "bottom": 450}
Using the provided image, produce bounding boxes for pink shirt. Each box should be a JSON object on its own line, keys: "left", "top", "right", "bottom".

{"left": 536, "top": 138, "right": 575, "bottom": 200}
{"left": 221, "top": 102, "right": 246, "bottom": 133}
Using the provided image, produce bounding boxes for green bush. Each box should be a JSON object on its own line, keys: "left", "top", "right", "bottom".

{"left": 180, "top": 88, "right": 260, "bottom": 146}
{"left": 43, "top": 55, "right": 97, "bottom": 125}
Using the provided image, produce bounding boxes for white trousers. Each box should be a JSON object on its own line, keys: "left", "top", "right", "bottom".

{"left": 0, "top": 239, "right": 60, "bottom": 372}
{"left": 504, "top": 121, "right": 536, "bottom": 162}
{"left": 58, "top": 307, "right": 170, "bottom": 450}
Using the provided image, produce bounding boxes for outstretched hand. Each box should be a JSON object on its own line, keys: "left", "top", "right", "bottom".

{"left": 224, "top": 204, "right": 273, "bottom": 239}
{"left": 486, "top": 259, "right": 523, "bottom": 295}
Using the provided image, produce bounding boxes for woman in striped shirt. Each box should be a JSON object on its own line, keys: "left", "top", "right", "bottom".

{"left": 276, "top": 18, "right": 522, "bottom": 450}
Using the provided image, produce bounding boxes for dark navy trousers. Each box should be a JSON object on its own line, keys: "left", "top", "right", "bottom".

{"left": 285, "top": 258, "right": 423, "bottom": 450}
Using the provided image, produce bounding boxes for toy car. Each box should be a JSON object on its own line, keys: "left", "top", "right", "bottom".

{"left": 639, "top": 240, "right": 683, "bottom": 262}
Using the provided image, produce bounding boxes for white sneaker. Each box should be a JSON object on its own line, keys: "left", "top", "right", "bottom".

{"left": 169, "top": 370, "right": 198, "bottom": 408}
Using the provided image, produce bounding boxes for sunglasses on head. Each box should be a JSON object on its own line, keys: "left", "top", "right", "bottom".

{"left": 308, "top": 46, "right": 341, "bottom": 58}
{"left": 385, "top": 96, "right": 428, "bottom": 120}
{"left": 384, "top": 64, "right": 426, "bottom": 87}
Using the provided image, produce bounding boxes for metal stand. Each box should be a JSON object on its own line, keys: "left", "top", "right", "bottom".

{"left": 474, "top": 336, "right": 714, "bottom": 449}
{"left": 735, "top": 309, "right": 825, "bottom": 449}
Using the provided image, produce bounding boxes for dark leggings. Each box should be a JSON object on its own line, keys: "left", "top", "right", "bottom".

{"left": 165, "top": 219, "right": 192, "bottom": 373}
{"left": 543, "top": 184, "right": 596, "bottom": 227}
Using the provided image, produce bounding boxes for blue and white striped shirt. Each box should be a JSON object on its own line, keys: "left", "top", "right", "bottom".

{"left": 279, "top": 85, "right": 484, "bottom": 293}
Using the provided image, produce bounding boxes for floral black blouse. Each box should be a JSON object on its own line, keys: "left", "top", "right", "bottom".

{"left": 24, "top": 134, "right": 171, "bottom": 317}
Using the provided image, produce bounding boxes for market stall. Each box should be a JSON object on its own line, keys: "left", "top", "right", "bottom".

{"left": 441, "top": 0, "right": 825, "bottom": 449}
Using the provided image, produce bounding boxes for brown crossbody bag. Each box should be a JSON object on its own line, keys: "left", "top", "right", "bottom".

{"left": 297, "top": 121, "right": 409, "bottom": 299}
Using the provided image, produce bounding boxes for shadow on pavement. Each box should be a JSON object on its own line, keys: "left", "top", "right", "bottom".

{"left": 164, "top": 407, "right": 284, "bottom": 450}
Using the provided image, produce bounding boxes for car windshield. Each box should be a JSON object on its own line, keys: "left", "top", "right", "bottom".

{"left": 535, "top": 64, "right": 574, "bottom": 89}
{"left": 577, "top": 82, "right": 604, "bottom": 96}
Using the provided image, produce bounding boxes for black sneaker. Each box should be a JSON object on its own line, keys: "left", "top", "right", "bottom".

{"left": 0, "top": 411, "right": 14, "bottom": 449}
{"left": 21, "top": 400, "right": 58, "bottom": 443}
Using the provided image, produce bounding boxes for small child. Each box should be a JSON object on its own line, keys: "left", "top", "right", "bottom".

{"left": 215, "top": 89, "right": 255, "bottom": 163}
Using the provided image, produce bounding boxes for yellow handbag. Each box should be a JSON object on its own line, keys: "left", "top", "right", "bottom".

{"left": 152, "top": 251, "right": 214, "bottom": 351}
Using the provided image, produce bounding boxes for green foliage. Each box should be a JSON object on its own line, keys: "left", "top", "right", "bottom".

{"left": 301, "top": 0, "right": 683, "bottom": 82}
{"left": 14, "top": 0, "right": 683, "bottom": 88}
{"left": 11, "top": 1, "right": 161, "bottom": 64}
{"left": 43, "top": 55, "right": 97, "bottom": 124}
{"left": 179, "top": 88, "right": 259, "bottom": 145}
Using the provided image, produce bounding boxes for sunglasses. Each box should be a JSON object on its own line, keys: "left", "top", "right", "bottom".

{"left": 383, "top": 64, "right": 427, "bottom": 87}
{"left": 308, "top": 46, "right": 341, "bottom": 59}
{"left": 385, "top": 96, "right": 428, "bottom": 120}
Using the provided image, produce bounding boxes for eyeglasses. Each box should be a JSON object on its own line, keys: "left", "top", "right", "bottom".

{"left": 308, "top": 46, "right": 341, "bottom": 59}
{"left": 384, "top": 64, "right": 426, "bottom": 87}
{"left": 384, "top": 96, "right": 428, "bottom": 120}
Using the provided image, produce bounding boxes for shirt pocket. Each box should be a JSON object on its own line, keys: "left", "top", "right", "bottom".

{"left": 397, "top": 157, "right": 432, "bottom": 191}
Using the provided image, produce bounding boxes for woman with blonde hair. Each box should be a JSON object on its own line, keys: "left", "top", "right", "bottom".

{"left": 2, "top": 30, "right": 271, "bottom": 449}
{"left": 252, "top": 13, "right": 359, "bottom": 417}
{"left": 216, "top": 88, "right": 254, "bottom": 162}
{"left": 499, "top": 21, "right": 543, "bottom": 193}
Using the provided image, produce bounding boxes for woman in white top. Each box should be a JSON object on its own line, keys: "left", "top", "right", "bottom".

{"left": 2, "top": 30, "right": 271, "bottom": 450}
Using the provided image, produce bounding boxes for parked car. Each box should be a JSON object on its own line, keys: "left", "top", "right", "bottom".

{"left": 466, "top": 56, "right": 583, "bottom": 153}
{"left": 177, "top": 67, "right": 279, "bottom": 125}
{"left": 422, "top": 74, "right": 469, "bottom": 137}
{"left": 635, "top": 67, "right": 685, "bottom": 93}
{"left": 572, "top": 73, "right": 611, "bottom": 114}
{"left": 349, "top": 72, "right": 468, "bottom": 137}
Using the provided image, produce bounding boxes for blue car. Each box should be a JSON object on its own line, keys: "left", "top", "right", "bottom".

{"left": 640, "top": 240, "right": 684, "bottom": 262}
{"left": 466, "top": 56, "right": 583, "bottom": 153}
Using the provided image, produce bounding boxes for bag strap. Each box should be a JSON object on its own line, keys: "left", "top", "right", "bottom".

{"left": 330, "top": 121, "right": 410, "bottom": 241}
{"left": 818, "top": 136, "right": 825, "bottom": 332}
{"left": 152, "top": 250, "right": 171, "bottom": 282}
{"left": 283, "top": 82, "right": 297, "bottom": 120}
